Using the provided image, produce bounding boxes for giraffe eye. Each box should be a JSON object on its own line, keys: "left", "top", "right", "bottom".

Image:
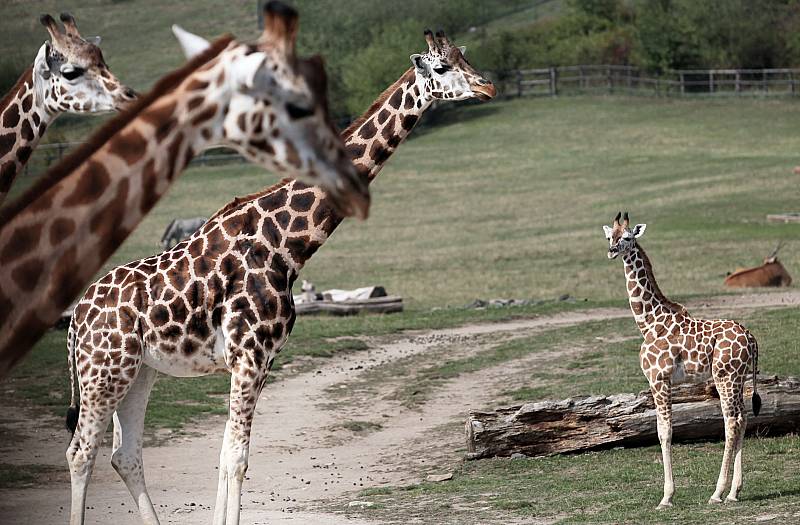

{"left": 433, "top": 65, "right": 451, "bottom": 75}
{"left": 61, "top": 66, "right": 85, "bottom": 81}
{"left": 286, "top": 103, "right": 314, "bottom": 120}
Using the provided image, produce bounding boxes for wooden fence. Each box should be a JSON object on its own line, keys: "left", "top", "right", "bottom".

{"left": 21, "top": 65, "right": 800, "bottom": 176}
{"left": 494, "top": 65, "right": 800, "bottom": 98}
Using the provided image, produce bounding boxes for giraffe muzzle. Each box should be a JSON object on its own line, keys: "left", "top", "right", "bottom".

{"left": 471, "top": 79, "right": 497, "bottom": 101}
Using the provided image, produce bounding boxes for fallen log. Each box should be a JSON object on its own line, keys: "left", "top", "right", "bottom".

{"left": 465, "top": 376, "right": 800, "bottom": 460}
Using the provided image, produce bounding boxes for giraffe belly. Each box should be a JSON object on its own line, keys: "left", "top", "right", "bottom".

{"left": 142, "top": 329, "right": 227, "bottom": 377}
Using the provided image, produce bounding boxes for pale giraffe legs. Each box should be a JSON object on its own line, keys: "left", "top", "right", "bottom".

{"left": 67, "top": 388, "right": 127, "bottom": 524}
{"left": 213, "top": 367, "right": 267, "bottom": 525}
{"left": 727, "top": 411, "right": 747, "bottom": 502}
{"left": 710, "top": 382, "right": 745, "bottom": 503}
{"left": 651, "top": 380, "right": 675, "bottom": 508}
{"left": 111, "top": 365, "right": 160, "bottom": 524}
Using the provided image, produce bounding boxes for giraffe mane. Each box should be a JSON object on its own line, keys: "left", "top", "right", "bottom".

{"left": 341, "top": 67, "right": 416, "bottom": 142}
{"left": 0, "top": 67, "right": 33, "bottom": 113}
{"left": 0, "top": 34, "right": 235, "bottom": 226}
{"left": 207, "top": 177, "right": 294, "bottom": 221}
{"left": 636, "top": 243, "right": 689, "bottom": 316}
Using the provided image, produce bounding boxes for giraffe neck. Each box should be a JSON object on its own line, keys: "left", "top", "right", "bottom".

{"left": 622, "top": 243, "right": 680, "bottom": 332}
{"left": 251, "top": 67, "right": 433, "bottom": 269}
{"left": 0, "top": 42, "right": 232, "bottom": 371}
{"left": 0, "top": 66, "right": 56, "bottom": 204}
{"left": 342, "top": 67, "right": 431, "bottom": 184}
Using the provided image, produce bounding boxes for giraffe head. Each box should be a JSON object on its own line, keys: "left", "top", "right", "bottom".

{"left": 35, "top": 13, "right": 136, "bottom": 114}
{"left": 410, "top": 30, "right": 496, "bottom": 102}
{"left": 172, "top": 2, "right": 369, "bottom": 219}
{"left": 603, "top": 211, "right": 647, "bottom": 259}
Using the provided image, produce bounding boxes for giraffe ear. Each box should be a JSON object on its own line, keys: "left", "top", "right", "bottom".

{"left": 171, "top": 25, "right": 210, "bottom": 60}
{"left": 86, "top": 36, "right": 101, "bottom": 46}
{"left": 632, "top": 224, "right": 647, "bottom": 238}
{"left": 410, "top": 54, "right": 429, "bottom": 77}
{"left": 458, "top": 46, "right": 467, "bottom": 55}
{"left": 231, "top": 51, "right": 267, "bottom": 90}
{"left": 35, "top": 42, "right": 57, "bottom": 81}
{"left": 602, "top": 225, "right": 613, "bottom": 239}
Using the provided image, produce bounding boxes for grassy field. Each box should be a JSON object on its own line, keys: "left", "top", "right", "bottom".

{"left": 5, "top": 94, "right": 800, "bottom": 428}
{"left": 15, "top": 95, "right": 799, "bottom": 307}
{"left": 343, "top": 307, "right": 800, "bottom": 525}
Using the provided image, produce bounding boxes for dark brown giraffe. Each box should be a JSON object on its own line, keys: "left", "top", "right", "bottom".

{"left": 604, "top": 212, "right": 761, "bottom": 508}
{"left": 65, "top": 29, "right": 494, "bottom": 525}
{"left": 0, "top": 2, "right": 365, "bottom": 385}
{"left": 0, "top": 13, "right": 136, "bottom": 206}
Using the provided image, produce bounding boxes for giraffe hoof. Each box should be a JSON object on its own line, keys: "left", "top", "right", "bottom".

{"left": 656, "top": 502, "right": 672, "bottom": 510}
{"left": 708, "top": 496, "right": 723, "bottom": 504}
{"left": 725, "top": 495, "right": 739, "bottom": 503}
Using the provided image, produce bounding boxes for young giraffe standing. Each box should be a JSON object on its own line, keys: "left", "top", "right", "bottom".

{"left": 0, "top": 2, "right": 367, "bottom": 383}
{"left": 603, "top": 212, "right": 761, "bottom": 508}
{"left": 0, "top": 13, "right": 136, "bottom": 206}
{"left": 66, "top": 28, "right": 494, "bottom": 525}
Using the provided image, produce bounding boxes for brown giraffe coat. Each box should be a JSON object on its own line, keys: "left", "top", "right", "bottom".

{"left": 65, "top": 28, "right": 495, "bottom": 525}
{"left": 0, "top": 13, "right": 135, "bottom": 205}
{"left": 605, "top": 212, "right": 760, "bottom": 508}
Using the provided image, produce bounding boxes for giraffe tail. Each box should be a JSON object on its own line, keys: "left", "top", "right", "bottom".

{"left": 750, "top": 334, "right": 761, "bottom": 417}
{"left": 65, "top": 325, "right": 80, "bottom": 435}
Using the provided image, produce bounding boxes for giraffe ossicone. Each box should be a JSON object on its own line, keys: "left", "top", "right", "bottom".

{"left": 0, "top": 12, "right": 136, "bottom": 206}
{"left": 605, "top": 211, "right": 760, "bottom": 508}
{"left": 61, "top": 25, "right": 495, "bottom": 525}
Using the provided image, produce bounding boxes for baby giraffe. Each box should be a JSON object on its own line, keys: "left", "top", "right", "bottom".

{"left": 603, "top": 212, "right": 760, "bottom": 508}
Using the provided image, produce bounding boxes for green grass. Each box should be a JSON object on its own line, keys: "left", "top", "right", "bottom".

{"left": 7, "top": 94, "right": 800, "bottom": 432}
{"left": 13, "top": 96, "right": 800, "bottom": 310}
{"left": 342, "top": 307, "right": 800, "bottom": 524}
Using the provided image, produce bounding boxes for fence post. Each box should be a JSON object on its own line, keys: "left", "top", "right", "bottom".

{"left": 516, "top": 70, "right": 523, "bottom": 98}
{"left": 791, "top": 71, "right": 796, "bottom": 96}
{"left": 626, "top": 66, "right": 632, "bottom": 91}
{"left": 709, "top": 71, "right": 714, "bottom": 94}
{"left": 679, "top": 73, "right": 685, "bottom": 95}
{"left": 549, "top": 67, "right": 558, "bottom": 97}
{"left": 607, "top": 65, "right": 612, "bottom": 93}
{"left": 763, "top": 70, "right": 768, "bottom": 93}
{"left": 735, "top": 71, "right": 741, "bottom": 94}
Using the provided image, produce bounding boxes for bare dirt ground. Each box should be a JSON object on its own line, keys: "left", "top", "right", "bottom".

{"left": 1, "top": 290, "right": 798, "bottom": 524}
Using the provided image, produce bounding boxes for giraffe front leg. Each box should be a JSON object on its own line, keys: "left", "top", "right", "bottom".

{"left": 213, "top": 366, "right": 267, "bottom": 525}
{"left": 651, "top": 380, "right": 675, "bottom": 509}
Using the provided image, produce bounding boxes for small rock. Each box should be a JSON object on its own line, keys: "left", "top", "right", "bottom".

{"left": 348, "top": 501, "right": 374, "bottom": 508}
{"left": 755, "top": 515, "right": 779, "bottom": 522}
{"left": 510, "top": 453, "right": 528, "bottom": 459}
{"left": 425, "top": 473, "right": 453, "bottom": 482}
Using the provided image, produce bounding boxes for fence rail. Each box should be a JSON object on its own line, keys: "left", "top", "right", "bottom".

{"left": 493, "top": 64, "right": 800, "bottom": 98}
{"left": 22, "top": 65, "right": 800, "bottom": 176}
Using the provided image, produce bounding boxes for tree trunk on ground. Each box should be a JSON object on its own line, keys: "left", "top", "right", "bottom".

{"left": 465, "top": 376, "right": 800, "bottom": 460}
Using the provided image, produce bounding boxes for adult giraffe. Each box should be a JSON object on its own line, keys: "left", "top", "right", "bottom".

{"left": 0, "top": 2, "right": 367, "bottom": 381}
{"left": 603, "top": 212, "right": 760, "bottom": 508}
{"left": 66, "top": 29, "right": 494, "bottom": 525}
{"left": 0, "top": 13, "right": 136, "bottom": 206}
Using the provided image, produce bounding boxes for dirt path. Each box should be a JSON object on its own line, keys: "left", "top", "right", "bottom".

{"left": 2, "top": 290, "right": 797, "bottom": 524}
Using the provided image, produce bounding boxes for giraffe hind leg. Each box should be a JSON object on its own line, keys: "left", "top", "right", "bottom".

{"left": 709, "top": 379, "right": 744, "bottom": 503}
{"left": 111, "top": 365, "right": 161, "bottom": 524}
{"left": 67, "top": 385, "right": 128, "bottom": 524}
